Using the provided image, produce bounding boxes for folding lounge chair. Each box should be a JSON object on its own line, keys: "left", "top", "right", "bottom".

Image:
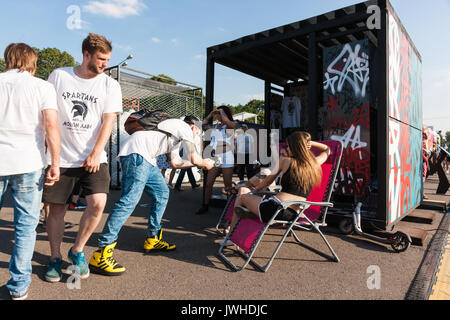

{"left": 215, "top": 192, "right": 236, "bottom": 233}
{"left": 215, "top": 178, "right": 281, "bottom": 233}
{"left": 215, "top": 143, "right": 286, "bottom": 233}
{"left": 217, "top": 140, "right": 343, "bottom": 272}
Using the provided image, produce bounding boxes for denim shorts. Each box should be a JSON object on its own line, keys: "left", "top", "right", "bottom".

{"left": 216, "top": 151, "right": 234, "bottom": 168}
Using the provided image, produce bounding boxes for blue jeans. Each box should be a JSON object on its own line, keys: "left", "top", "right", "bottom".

{"left": 0, "top": 169, "right": 44, "bottom": 295}
{"left": 98, "top": 154, "right": 169, "bottom": 247}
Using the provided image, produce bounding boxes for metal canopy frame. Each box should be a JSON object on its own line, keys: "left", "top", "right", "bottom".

{"left": 204, "top": 0, "right": 422, "bottom": 230}
{"left": 205, "top": 0, "right": 385, "bottom": 143}
{"left": 207, "top": 0, "right": 378, "bottom": 87}
{"left": 205, "top": 0, "right": 420, "bottom": 118}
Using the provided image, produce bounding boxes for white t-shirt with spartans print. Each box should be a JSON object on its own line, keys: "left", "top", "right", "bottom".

{"left": 48, "top": 67, "right": 123, "bottom": 168}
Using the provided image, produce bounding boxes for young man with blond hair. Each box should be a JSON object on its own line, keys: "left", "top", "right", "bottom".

{"left": 43, "top": 33, "right": 123, "bottom": 282}
{"left": 0, "top": 43, "right": 60, "bottom": 300}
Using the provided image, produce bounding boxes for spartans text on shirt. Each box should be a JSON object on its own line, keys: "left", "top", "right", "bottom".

{"left": 61, "top": 91, "right": 98, "bottom": 104}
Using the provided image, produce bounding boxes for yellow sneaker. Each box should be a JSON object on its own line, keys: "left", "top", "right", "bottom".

{"left": 89, "top": 242, "right": 126, "bottom": 276}
{"left": 143, "top": 229, "right": 176, "bottom": 253}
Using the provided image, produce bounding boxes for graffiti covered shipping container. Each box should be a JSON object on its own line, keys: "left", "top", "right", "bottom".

{"left": 205, "top": 0, "right": 423, "bottom": 230}
{"left": 388, "top": 11, "right": 423, "bottom": 225}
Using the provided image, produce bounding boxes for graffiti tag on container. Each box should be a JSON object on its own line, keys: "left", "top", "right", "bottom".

{"left": 324, "top": 43, "right": 370, "bottom": 98}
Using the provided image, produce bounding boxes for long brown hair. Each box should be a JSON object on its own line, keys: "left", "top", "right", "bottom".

{"left": 217, "top": 105, "right": 234, "bottom": 122}
{"left": 286, "top": 131, "right": 322, "bottom": 192}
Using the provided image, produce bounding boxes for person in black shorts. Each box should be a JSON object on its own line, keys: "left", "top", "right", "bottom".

{"left": 43, "top": 33, "right": 123, "bottom": 283}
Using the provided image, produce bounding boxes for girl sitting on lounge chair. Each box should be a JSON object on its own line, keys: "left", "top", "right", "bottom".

{"left": 221, "top": 131, "right": 330, "bottom": 246}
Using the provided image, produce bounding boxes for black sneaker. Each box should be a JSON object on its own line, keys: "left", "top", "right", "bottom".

{"left": 38, "top": 208, "right": 46, "bottom": 226}
{"left": 38, "top": 222, "right": 72, "bottom": 230}
{"left": 195, "top": 205, "right": 209, "bottom": 215}
{"left": 64, "top": 222, "right": 74, "bottom": 229}
{"left": 192, "top": 184, "right": 201, "bottom": 189}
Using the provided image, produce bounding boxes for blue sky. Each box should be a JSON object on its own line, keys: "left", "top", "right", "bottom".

{"left": 1, "top": 0, "right": 449, "bottom": 133}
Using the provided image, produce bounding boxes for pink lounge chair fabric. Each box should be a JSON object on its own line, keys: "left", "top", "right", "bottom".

{"left": 218, "top": 140, "right": 343, "bottom": 271}
{"left": 230, "top": 141, "right": 340, "bottom": 254}
{"left": 224, "top": 197, "right": 235, "bottom": 222}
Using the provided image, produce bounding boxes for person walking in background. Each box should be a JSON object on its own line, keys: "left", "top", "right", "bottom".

{"left": 0, "top": 43, "right": 60, "bottom": 300}
{"left": 444, "top": 143, "right": 450, "bottom": 174}
{"left": 422, "top": 129, "right": 430, "bottom": 199}
{"left": 43, "top": 33, "right": 122, "bottom": 283}
{"left": 174, "top": 116, "right": 202, "bottom": 191}
{"left": 174, "top": 167, "right": 200, "bottom": 191}
{"left": 235, "top": 124, "right": 256, "bottom": 181}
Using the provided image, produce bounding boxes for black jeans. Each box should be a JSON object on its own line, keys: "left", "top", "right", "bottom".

{"left": 174, "top": 168, "right": 197, "bottom": 188}
{"left": 236, "top": 154, "right": 256, "bottom": 181}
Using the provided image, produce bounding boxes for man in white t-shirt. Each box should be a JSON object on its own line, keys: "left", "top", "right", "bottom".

{"left": 88, "top": 116, "right": 215, "bottom": 276}
{"left": 0, "top": 43, "right": 60, "bottom": 300}
{"left": 42, "top": 33, "right": 123, "bottom": 283}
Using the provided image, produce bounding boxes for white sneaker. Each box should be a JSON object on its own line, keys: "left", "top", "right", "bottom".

{"left": 220, "top": 238, "right": 234, "bottom": 247}
{"left": 10, "top": 291, "right": 28, "bottom": 300}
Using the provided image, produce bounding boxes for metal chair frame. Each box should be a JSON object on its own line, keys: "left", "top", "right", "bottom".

{"left": 217, "top": 140, "right": 343, "bottom": 272}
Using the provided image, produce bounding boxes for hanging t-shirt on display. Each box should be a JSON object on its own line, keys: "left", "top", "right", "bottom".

{"left": 280, "top": 96, "right": 301, "bottom": 128}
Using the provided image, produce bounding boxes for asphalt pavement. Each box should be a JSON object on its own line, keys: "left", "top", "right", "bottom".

{"left": 0, "top": 173, "right": 448, "bottom": 302}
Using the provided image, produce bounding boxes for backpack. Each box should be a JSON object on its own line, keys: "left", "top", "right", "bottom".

{"left": 124, "top": 109, "right": 174, "bottom": 135}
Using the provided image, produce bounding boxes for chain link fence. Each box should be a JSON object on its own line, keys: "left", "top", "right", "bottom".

{"left": 105, "top": 66, "right": 203, "bottom": 188}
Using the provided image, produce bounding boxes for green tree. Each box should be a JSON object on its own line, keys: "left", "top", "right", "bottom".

{"left": 33, "top": 47, "right": 76, "bottom": 80}
{"left": 233, "top": 99, "right": 265, "bottom": 124}
{"left": 150, "top": 74, "right": 177, "bottom": 86}
{"left": 0, "top": 58, "right": 5, "bottom": 73}
{"left": 445, "top": 131, "right": 450, "bottom": 144}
